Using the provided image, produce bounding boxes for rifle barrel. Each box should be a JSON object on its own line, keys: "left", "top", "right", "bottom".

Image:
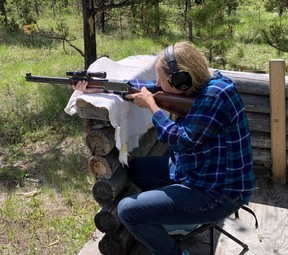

{"left": 25, "top": 73, "right": 74, "bottom": 85}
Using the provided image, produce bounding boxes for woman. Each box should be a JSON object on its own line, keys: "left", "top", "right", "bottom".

{"left": 118, "top": 41, "right": 255, "bottom": 255}
{"left": 75, "top": 41, "right": 256, "bottom": 255}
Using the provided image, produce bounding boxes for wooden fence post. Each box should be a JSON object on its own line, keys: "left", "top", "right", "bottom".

{"left": 269, "top": 59, "right": 286, "bottom": 184}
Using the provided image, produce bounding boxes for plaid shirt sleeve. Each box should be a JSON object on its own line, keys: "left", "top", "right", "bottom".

{"left": 128, "top": 79, "right": 162, "bottom": 93}
{"left": 152, "top": 95, "right": 228, "bottom": 153}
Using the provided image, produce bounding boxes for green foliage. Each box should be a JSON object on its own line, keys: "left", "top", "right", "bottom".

{"left": 5, "top": 0, "right": 37, "bottom": 27}
{"left": 107, "top": 0, "right": 169, "bottom": 37}
{"left": 190, "top": 0, "right": 239, "bottom": 65}
{"left": 261, "top": 18, "right": 288, "bottom": 52}
{"left": 2, "top": 0, "right": 287, "bottom": 57}
{"left": 264, "top": 0, "right": 288, "bottom": 16}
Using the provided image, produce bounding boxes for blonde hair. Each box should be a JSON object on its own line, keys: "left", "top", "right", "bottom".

{"left": 157, "top": 41, "right": 210, "bottom": 92}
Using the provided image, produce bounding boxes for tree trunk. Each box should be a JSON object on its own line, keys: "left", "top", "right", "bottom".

{"left": 0, "top": 0, "right": 8, "bottom": 25}
{"left": 186, "top": 0, "right": 193, "bottom": 42}
{"left": 82, "top": 0, "right": 97, "bottom": 69}
{"left": 95, "top": 0, "right": 105, "bottom": 33}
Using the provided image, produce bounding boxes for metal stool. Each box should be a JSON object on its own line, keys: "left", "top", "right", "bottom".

{"left": 177, "top": 206, "right": 258, "bottom": 255}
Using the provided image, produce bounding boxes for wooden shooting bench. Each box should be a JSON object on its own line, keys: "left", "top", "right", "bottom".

{"left": 73, "top": 59, "right": 288, "bottom": 255}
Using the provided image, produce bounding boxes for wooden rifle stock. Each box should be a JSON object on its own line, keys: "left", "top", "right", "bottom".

{"left": 154, "top": 92, "right": 194, "bottom": 117}
{"left": 25, "top": 72, "right": 194, "bottom": 117}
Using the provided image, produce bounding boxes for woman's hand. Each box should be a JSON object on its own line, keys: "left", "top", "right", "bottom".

{"left": 73, "top": 81, "right": 99, "bottom": 93}
{"left": 73, "top": 80, "right": 89, "bottom": 92}
{"left": 126, "top": 87, "right": 160, "bottom": 114}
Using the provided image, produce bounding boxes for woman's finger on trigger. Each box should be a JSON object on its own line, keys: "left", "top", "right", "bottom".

{"left": 125, "top": 94, "right": 133, "bottom": 99}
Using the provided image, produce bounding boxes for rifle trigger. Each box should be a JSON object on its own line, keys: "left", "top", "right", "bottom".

{"left": 121, "top": 92, "right": 133, "bottom": 101}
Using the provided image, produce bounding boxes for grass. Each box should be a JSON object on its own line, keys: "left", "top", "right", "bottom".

{"left": 0, "top": 190, "right": 97, "bottom": 255}
{"left": 0, "top": 121, "right": 97, "bottom": 254}
{"left": 0, "top": 24, "right": 97, "bottom": 253}
{"left": 0, "top": 2, "right": 288, "bottom": 255}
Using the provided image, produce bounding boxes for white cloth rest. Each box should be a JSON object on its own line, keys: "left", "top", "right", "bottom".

{"left": 64, "top": 55, "right": 158, "bottom": 165}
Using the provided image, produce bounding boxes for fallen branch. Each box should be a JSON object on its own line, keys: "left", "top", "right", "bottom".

{"left": 34, "top": 30, "right": 84, "bottom": 56}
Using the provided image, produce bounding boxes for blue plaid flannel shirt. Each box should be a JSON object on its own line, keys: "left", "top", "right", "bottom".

{"left": 130, "top": 70, "right": 256, "bottom": 204}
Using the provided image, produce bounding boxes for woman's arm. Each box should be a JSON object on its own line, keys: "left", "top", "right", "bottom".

{"left": 125, "top": 87, "right": 161, "bottom": 115}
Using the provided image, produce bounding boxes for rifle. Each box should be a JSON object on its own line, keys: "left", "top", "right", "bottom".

{"left": 25, "top": 71, "right": 194, "bottom": 117}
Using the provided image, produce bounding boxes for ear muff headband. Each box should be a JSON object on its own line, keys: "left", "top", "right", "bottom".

{"left": 165, "top": 45, "right": 179, "bottom": 75}
{"left": 164, "top": 45, "right": 192, "bottom": 91}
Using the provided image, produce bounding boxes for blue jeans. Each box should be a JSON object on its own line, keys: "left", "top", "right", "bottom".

{"left": 117, "top": 156, "right": 244, "bottom": 255}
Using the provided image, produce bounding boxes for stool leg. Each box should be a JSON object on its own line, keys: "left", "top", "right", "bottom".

{"left": 235, "top": 210, "right": 239, "bottom": 219}
{"left": 214, "top": 225, "right": 248, "bottom": 251}
{"left": 210, "top": 227, "right": 214, "bottom": 255}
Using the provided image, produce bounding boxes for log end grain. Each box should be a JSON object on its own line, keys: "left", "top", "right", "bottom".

{"left": 94, "top": 210, "right": 122, "bottom": 234}
{"left": 88, "top": 155, "right": 112, "bottom": 179}
{"left": 92, "top": 181, "right": 115, "bottom": 205}
{"left": 86, "top": 127, "right": 115, "bottom": 156}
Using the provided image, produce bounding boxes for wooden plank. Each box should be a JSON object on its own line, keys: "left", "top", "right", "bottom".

{"left": 219, "top": 69, "right": 288, "bottom": 95}
{"left": 176, "top": 180, "right": 288, "bottom": 255}
{"left": 250, "top": 132, "right": 271, "bottom": 149}
{"left": 240, "top": 94, "right": 270, "bottom": 114}
{"left": 247, "top": 112, "right": 270, "bottom": 133}
{"left": 269, "top": 60, "right": 286, "bottom": 184}
{"left": 252, "top": 148, "right": 271, "bottom": 169}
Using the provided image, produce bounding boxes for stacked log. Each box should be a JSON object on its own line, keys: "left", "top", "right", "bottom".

{"left": 82, "top": 117, "right": 169, "bottom": 255}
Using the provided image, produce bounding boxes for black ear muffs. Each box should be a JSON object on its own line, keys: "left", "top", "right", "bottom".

{"left": 164, "top": 45, "right": 192, "bottom": 91}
